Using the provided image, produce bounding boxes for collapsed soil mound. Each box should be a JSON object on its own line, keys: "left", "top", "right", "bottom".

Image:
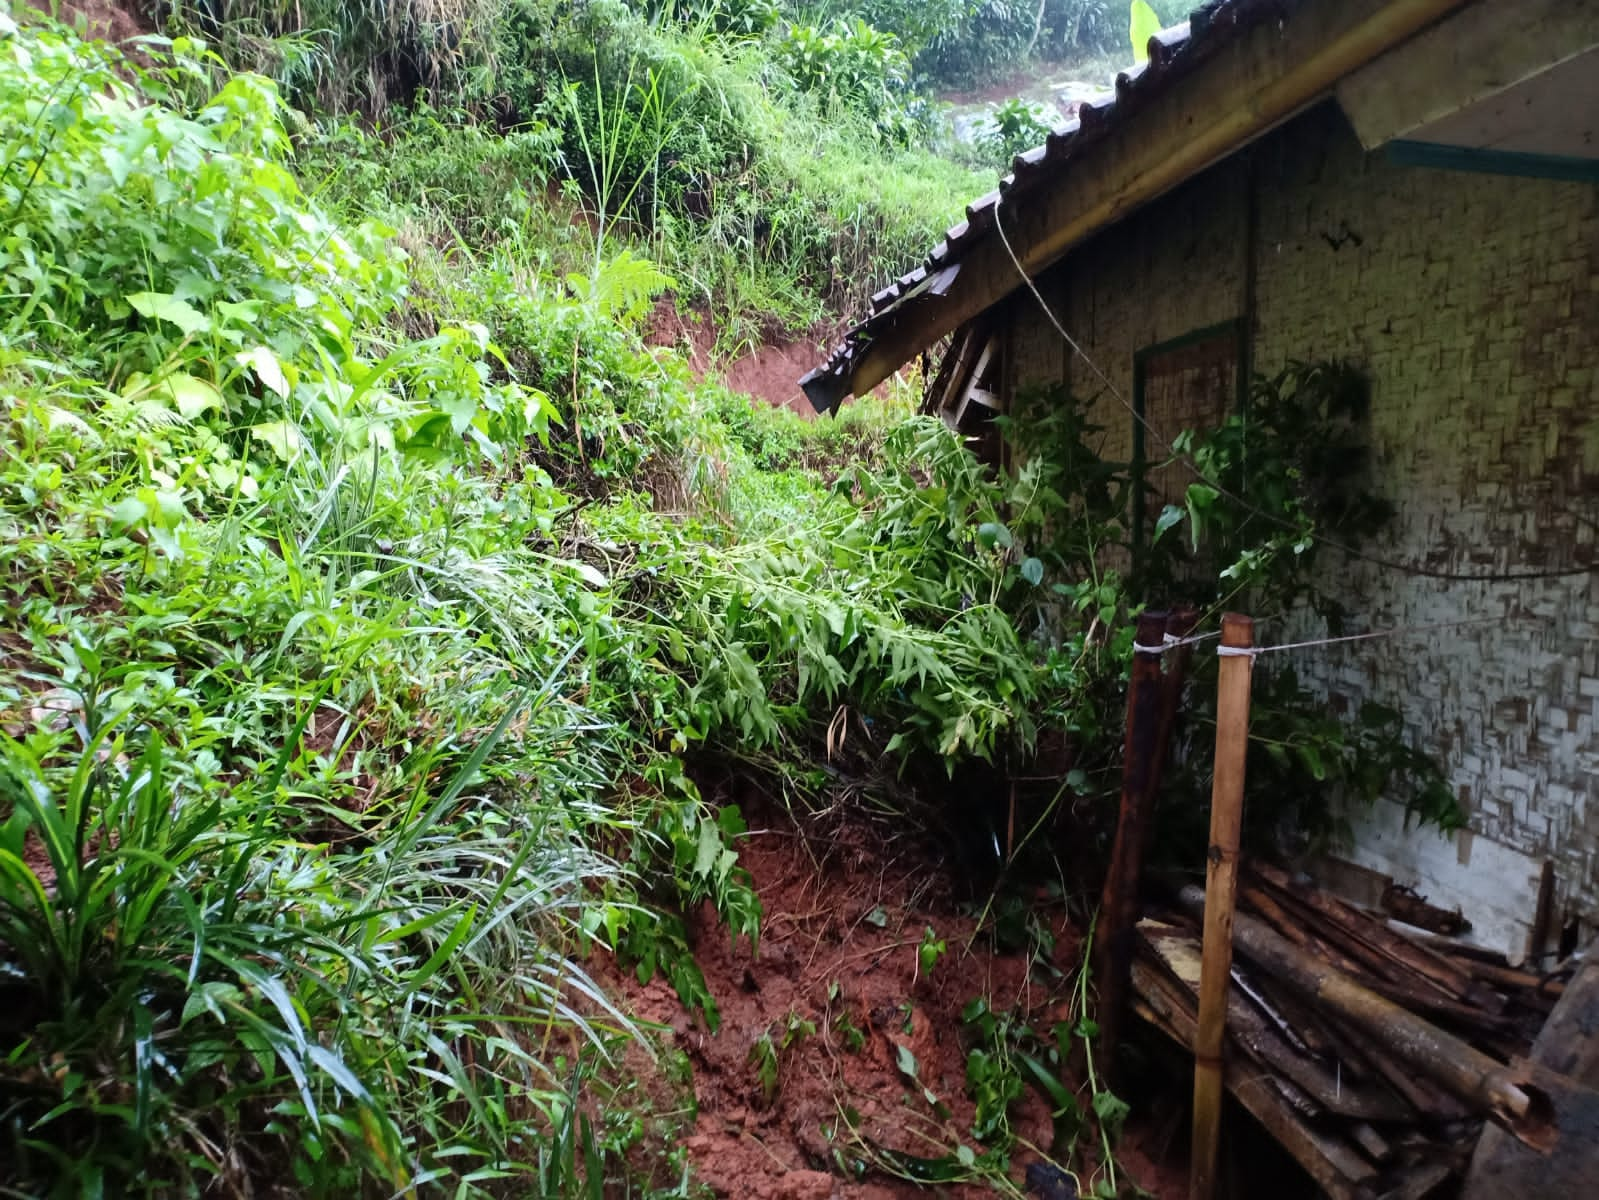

{"left": 606, "top": 800, "right": 1187, "bottom": 1198}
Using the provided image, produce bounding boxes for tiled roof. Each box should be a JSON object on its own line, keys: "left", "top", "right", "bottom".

{"left": 800, "top": 0, "right": 1288, "bottom": 412}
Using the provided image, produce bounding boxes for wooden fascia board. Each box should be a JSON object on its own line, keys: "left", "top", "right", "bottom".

{"left": 847, "top": 0, "right": 1473, "bottom": 399}
{"left": 1336, "top": 0, "right": 1599, "bottom": 151}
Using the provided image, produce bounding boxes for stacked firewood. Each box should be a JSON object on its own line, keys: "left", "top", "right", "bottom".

{"left": 1132, "top": 862, "right": 1563, "bottom": 1199}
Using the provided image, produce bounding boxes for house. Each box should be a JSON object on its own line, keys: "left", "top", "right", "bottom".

{"left": 802, "top": 0, "right": 1599, "bottom": 957}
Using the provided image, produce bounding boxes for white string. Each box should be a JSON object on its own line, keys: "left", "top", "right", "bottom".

{"left": 1214, "top": 615, "right": 1502, "bottom": 658}
{"left": 1132, "top": 630, "right": 1224, "bottom": 656}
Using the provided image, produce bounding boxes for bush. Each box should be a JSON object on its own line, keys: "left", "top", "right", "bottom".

{"left": 0, "top": 19, "right": 758, "bottom": 1193}
{"left": 776, "top": 18, "right": 919, "bottom": 145}
{"left": 981, "top": 96, "right": 1055, "bottom": 164}
{"left": 651, "top": 0, "right": 783, "bottom": 39}
{"left": 912, "top": 0, "right": 1194, "bottom": 88}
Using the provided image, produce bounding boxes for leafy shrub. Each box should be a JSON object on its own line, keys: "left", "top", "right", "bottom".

{"left": 981, "top": 97, "right": 1054, "bottom": 164}
{"left": 776, "top": 18, "right": 918, "bottom": 144}
{"left": 0, "top": 18, "right": 763, "bottom": 1194}
{"left": 1155, "top": 360, "right": 1397, "bottom": 622}
{"left": 0, "top": 11, "right": 1461, "bottom": 1196}
{"left": 651, "top": 0, "right": 783, "bottom": 39}
{"left": 455, "top": 0, "right": 981, "bottom": 334}
{"left": 788, "top": 0, "right": 975, "bottom": 56}
{"left": 303, "top": 105, "right": 565, "bottom": 247}
{"left": 915, "top": 0, "right": 1193, "bottom": 86}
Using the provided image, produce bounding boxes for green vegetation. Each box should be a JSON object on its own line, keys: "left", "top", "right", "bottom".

{"left": 961, "top": 940, "right": 1125, "bottom": 1198}
{"left": 748, "top": 1008, "right": 815, "bottom": 1104}
{"left": 0, "top": 2, "right": 1465, "bottom": 1196}
{"left": 983, "top": 97, "right": 1055, "bottom": 163}
{"left": 906, "top": 0, "right": 1193, "bottom": 87}
{"left": 0, "top": 15, "right": 1058, "bottom": 1192}
{"left": 156, "top": 0, "right": 986, "bottom": 352}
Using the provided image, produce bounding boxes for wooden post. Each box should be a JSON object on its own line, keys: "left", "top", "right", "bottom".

{"left": 1142, "top": 606, "right": 1199, "bottom": 868}
{"left": 1097, "top": 611, "right": 1169, "bottom": 1077}
{"left": 1190, "top": 612, "right": 1254, "bottom": 1200}
{"left": 1526, "top": 858, "right": 1555, "bottom": 965}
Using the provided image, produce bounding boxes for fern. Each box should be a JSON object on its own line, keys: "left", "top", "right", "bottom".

{"left": 566, "top": 248, "right": 675, "bottom": 326}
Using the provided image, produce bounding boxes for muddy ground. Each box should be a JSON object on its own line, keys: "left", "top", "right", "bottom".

{"left": 603, "top": 797, "right": 1189, "bottom": 1199}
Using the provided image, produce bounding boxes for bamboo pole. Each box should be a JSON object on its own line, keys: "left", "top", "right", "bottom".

{"left": 1190, "top": 612, "right": 1254, "bottom": 1200}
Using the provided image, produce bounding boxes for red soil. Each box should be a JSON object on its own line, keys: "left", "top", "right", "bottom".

{"left": 604, "top": 799, "right": 1189, "bottom": 1198}
{"left": 34, "top": 0, "right": 144, "bottom": 42}
{"left": 723, "top": 339, "right": 833, "bottom": 416}
{"left": 645, "top": 300, "right": 841, "bottom": 416}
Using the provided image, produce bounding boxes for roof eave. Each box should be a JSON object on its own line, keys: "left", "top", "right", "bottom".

{"left": 811, "top": 0, "right": 1479, "bottom": 405}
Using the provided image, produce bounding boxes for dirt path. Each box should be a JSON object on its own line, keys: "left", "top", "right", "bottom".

{"left": 607, "top": 801, "right": 1188, "bottom": 1198}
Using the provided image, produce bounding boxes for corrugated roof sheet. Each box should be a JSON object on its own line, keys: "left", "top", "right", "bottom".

{"left": 800, "top": 0, "right": 1287, "bottom": 412}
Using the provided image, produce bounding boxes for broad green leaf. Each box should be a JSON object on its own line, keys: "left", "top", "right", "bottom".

{"left": 251, "top": 421, "right": 303, "bottom": 462}
{"left": 1019, "top": 556, "right": 1044, "bottom": 585}
{"left": 441, "top": 391, "right": 479, "bottom": 435}
{"left": 126, "top": 291, "right": 210, "bottom": 337}
{"left": 43, "top": 406, "right": 95, "bottom": 437}
{"left": 236, "top": 346, "right": 290, "bottom": 398}
{"left": 108, "top": 497, "right": 147, "bottom": 528}
{"left": 155, "top": 372, "right": 222, "bottom": 419}
{"left": 216, "top": 299, "right": 262, "bottom": 326}
{"left": 1186, "top": 483, "right": 1219, "bottom": 551}
{"left": 1092, "top": 1087, "right": 1131, "bottom": 1138}
{"left": 181, "top": 981, "right": 244, "bottom": 1026}
{"left": 976, "top": 521, "right": 1013, "bottom": 550}
{"left": 1130, "top": 0, "right": 1162, "bottom": 63}
{"left": 1153, "top": 503, "right": 1186, "bottom": 542}
{"left": 564, "top": 559, "right": 607, "bottom": 589}
{"left": 693, "top": 817, "right": 720, "bottom": 878}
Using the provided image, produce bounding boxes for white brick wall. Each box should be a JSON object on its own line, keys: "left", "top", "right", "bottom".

{"left": 1005, "top": 101, "right": 1599, "bottom": 952}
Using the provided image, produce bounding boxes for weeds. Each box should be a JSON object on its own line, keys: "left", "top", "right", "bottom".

{"left": 747, "top": 1008, "right": 815, "bottom": 1105}
{"left": 961, "top": 963, "right": 1127, "bottom": 1198}
{"left": 917, "top": 925, "right": 948, "bottom": 979}
{"left": 0, "top": 19, "right": 736, "bottom": 1193}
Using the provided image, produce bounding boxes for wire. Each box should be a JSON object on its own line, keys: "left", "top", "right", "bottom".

{"left": 989, "top": 195, "right": 1594, "bottom": 584}
{"left": 1216, "top": 615, "right": 1502, "bottom": 657}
